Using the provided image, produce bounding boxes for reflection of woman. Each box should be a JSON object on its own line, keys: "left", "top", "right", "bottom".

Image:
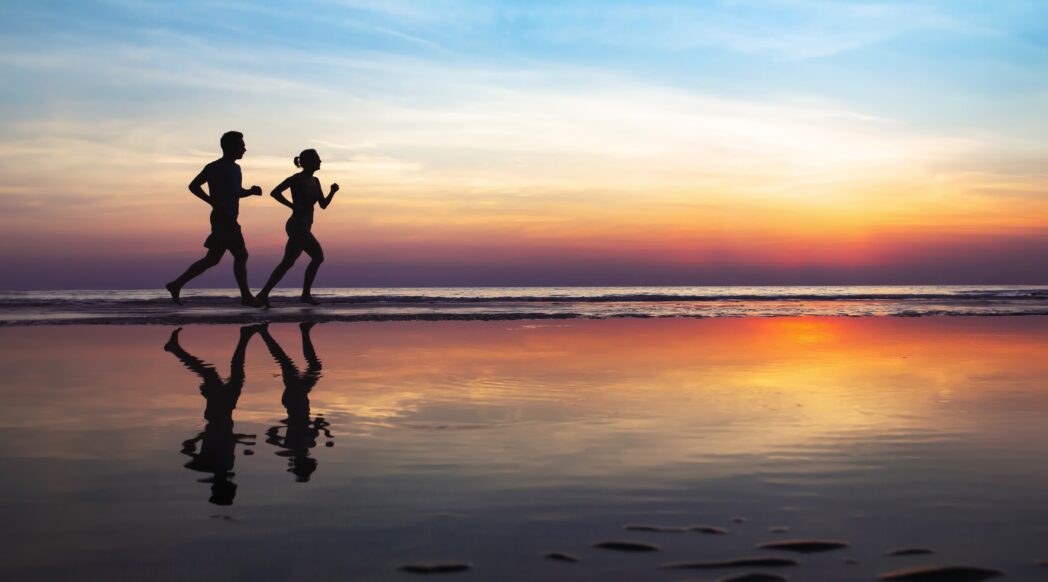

{"left": 165, "top": 326, "right": 260, "bottom": 505}
{"left": 259, "top": 322, "right": 333, "bottom": 482}
{"left": 257, "top": 149, "right": 339, "bottom": 307}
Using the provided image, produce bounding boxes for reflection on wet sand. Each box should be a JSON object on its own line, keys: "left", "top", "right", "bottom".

{"left": 259, "top": 322, "right": 333, "bottom": 482}
{"left": 167, "top": 322, "right": 335, "bottom": 498}
{"left": 165, "top": 325, "right": 259, "bottom": 505}
{"left": 1, "top": 318, "right": 1047, "bottom": 580}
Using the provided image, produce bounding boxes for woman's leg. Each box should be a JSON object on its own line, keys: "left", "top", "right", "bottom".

{"left": 258, "top": 238, "right": 304, "bottom": 305}
{"left": 301, "top": 235, "right": 325, "bottom": 303}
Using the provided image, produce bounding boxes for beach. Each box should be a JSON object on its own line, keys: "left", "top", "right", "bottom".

{"left": 2, "top": 315, "right": 1047, "bottom": 580}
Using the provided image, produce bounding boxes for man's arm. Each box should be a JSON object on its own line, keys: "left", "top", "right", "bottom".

{"left": 239, "top": 185, "right": 263, "bottom": 198}
{"left": 188, "top": 168, "right": 212, "bottom": 206}
{"left": 269, "top": 177, "right": 295, "bottom": 210}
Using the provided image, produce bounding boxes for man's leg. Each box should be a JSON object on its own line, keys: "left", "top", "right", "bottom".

{"left": 167, "top": 248, "right": 225, "bottom": 304}
{"left": 164, "top": 327, "right": 223, "bottom": 385}
{"left": 228, "top": 324, "right": 261, "bottom": 390}
{"left": 229, "top": 246, "right": 260, "bottom": 306}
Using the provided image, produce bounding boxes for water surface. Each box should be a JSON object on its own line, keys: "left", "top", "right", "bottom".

{"left": 1, "top": 317, "right": 1047, "bottom": 580}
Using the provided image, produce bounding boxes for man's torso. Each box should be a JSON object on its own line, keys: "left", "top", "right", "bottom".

{"left": 205, "top": 159, "right": 243, "bottom": 220}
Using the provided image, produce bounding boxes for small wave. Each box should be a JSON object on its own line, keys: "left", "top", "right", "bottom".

{"left": 3, "top": 288, "right": 1048, "bottom": 307}
{"left": 3, "top": 287, "right": 1048, "bottom": 325}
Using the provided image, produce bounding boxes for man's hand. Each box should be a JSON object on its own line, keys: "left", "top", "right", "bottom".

{"left": 249, "top": 185, "right": 263, "bottom": 196}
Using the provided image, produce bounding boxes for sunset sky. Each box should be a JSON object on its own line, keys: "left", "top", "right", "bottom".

{"left": 2, "top": 0, "right": 1047, "bottom": 288}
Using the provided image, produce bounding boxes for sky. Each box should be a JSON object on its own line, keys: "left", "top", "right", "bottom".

{"left": 1, "top": 0, "right": 1047, "bottom": 289}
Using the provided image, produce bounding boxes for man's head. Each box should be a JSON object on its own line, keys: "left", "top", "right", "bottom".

{"left": 220, "top": 131, "right": 246, "bottom": 159}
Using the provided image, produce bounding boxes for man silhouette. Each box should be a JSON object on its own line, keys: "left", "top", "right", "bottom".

{"left": 166, "top": 131, "right": 263, "bottom": 306}
{"left": 165, "top": 325, "right": 261, "bottom": 505}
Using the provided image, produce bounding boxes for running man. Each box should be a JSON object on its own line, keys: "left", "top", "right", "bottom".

{"left": 166, "top": 131, "right": 264, "bottom": 306}
{"left": 165, "top": 325, "right": 261, "bottom": 505}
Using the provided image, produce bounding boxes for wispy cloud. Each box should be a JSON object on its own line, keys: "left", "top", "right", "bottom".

{"left": 512, "top": 0, "right": 987, "bottom": 59}
{"left": 2, "top": 0, "right": 1047, "bottom": 286}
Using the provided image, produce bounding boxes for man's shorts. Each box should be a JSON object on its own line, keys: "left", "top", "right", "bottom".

{"left": 204, "top": 212, "right": 247, "bottom": 254}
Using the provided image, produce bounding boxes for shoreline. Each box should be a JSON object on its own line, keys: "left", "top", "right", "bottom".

{"left": 5, "top": 309, "right": 1048, "bottom": 327}
{"left": 5, "top": 286, "right": 1048, "bottom": 325}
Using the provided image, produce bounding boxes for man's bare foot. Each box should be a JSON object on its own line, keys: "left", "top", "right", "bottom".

{"left": 241, "top": 295, "right": 263, "bottom": 308}
{"left": 165, "top": 282, "right": 182, "bottom": 305}
{"left": 163, "top": 327, "right": 183, "bottom": 352}
{"left": 300, "top": 295, "right": 320, "bottom": 305}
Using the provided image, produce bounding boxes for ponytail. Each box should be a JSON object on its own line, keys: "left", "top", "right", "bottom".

{"left": 294, "top": 149, "right": 320, "bottom": 170}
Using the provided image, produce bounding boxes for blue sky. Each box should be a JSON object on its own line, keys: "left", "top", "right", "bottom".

{"left": 1, "top": 1, "right": 1047, "bottom": 287}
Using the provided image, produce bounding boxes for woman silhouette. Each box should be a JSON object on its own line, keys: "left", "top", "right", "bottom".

{"left": 257, "top": 149, "right": 339, "bottom": 306}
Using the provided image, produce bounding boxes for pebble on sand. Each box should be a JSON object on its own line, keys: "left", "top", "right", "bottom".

{"left": 543, "top": 552, "right": 581, "bottom": 563}
{"left": 625, "top": 524, "right": 689, "bottom": 533}
{"left": 768, "top": 526, "right": 790, "bottom": 533}
{"left": 691, "top": 525, "right": 730, "bottom": 535}
{"left": 662, "top": 557, "right": 800, "bottom": 569}
{"left": 877, "top": 565, "right": 1003, "bottom": 581}
{"left": 757, "top": 539, "right": 849, "bottom": 553}
{"left": 732, "top": 517, "right": 748, "bottom": 523}
{"left": 1036, "top": 559, "right": 1048, "bottom": 567}
{"left": 243, "top": 449, "right": 254, "bottom": 455}
{"left": 886, "top": 548, "right": 935, "bottom": 556}
{"left": 716, "top": 574, "right": 790, "bottom": 582}
{"left": 593, "top": 540, "right": 661, "bottom": 552}
{"left": 400, "top": 562, "right": 473, "bottom": 574}
{"left": 843, "top": 558, "right": 859, "bottom": 565}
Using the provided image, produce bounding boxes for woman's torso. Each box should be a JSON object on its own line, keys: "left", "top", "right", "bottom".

{"left": 287, "top": 174, "right": 321, "bottom": 230}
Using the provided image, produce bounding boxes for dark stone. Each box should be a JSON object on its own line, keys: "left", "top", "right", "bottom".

{"left": 757, "top": 539, "right": 849, "bottom": 553}
{"left": 691, "top": 525, "right": 730, "bottom": 535}
{"left": 400, "top": 562, "right": 472, "bottom": 574}
{"left": 886, "top": 548, "right": 935, "bottom": 556}
{"left": 663, "top": 557, "right": 800, "bottom": 569}
{"left": 719, "top": 574, "right": 790, "bottom": 582}
{"left": 593, "top": 540, "right": 660, "bottom": 552}
{"left": 625, "top": 524, "right": 688, "bottom": 533}
{"left": 877, "top": 565, "right": 1004, "bottom": 581}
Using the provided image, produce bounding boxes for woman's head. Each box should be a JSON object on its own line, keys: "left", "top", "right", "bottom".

{"left": 293, "top": 149, "right": 321, "bottom": 171}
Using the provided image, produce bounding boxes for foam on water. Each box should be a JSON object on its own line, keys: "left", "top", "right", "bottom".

{"left": 2, "top": 286, "right": 1048, "bottom": 325}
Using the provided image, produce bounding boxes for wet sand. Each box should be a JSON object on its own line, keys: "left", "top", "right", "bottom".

{"left": 1, "top": 317, "right": 1047, "bottom": 580}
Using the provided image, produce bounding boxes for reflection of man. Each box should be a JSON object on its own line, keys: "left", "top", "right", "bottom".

{"left": 165, "top": 131, "right": 263, "bottom": 306}
{"left": 165, "top": 325, "right": 260, "bottom": 505}
{"left": 260, "top": 322, "right": 332, "bottom": 482}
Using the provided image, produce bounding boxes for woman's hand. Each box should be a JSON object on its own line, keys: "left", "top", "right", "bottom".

{"left": 330, "top": 183, "right": 339, "bottom": 194}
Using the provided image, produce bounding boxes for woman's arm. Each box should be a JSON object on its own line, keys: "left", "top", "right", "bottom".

{"left": 318, "top": 179, "right": 339, "bottom": 209}
{"left": 270, "top": 177, "right": 295, "bottom": 210}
